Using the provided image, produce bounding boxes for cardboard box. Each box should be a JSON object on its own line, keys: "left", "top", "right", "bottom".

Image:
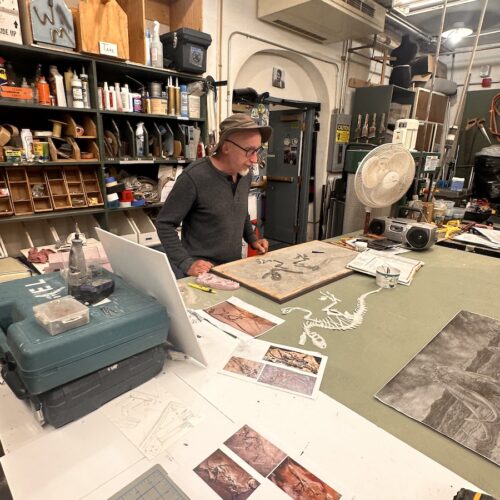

{"left": 411, "top": 55, "right": 447, "bottom": 81}
{"left": 188, "top": 95, "right": 201, "bottom": 119}
{"left": 0, "top": 0, "right": 22, "bottom": 44}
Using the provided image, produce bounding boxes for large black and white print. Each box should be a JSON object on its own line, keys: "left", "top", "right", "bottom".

{"left": 376, "top": 310, "right": 500, "bottom": 466}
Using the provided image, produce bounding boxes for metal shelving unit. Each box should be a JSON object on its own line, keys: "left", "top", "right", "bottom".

{"left": 0, "top": 40, "right": 206, "bottom": 255}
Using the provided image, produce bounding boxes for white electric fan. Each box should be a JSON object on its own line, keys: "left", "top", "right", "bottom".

{"left": 354, "top": 143, "right": 415, "bottom": 233}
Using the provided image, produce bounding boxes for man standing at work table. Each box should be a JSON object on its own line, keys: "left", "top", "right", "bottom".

{"left": 156, "top": 113, "right": 271, "bottom": 278}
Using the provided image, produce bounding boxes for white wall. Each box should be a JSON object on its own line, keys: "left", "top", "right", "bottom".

{"left": 203, "top": 0, "right": 350, "bottom": 238}
{"left": 441, "top": 43, "right": 500, "bottom": 127}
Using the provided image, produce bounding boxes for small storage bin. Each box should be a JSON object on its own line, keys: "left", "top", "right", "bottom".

{"left": 0, "top": 222, "right": 32, "bottom": 257}
{"left": 23, "top": 220, "right": 58, "bottom": 248}
{"left": 160, "top": 28, "right": 212, "bottom": 74}
{"left": 126, "top": 210, "right": 160, "bottom": 247}
{"left": 33, "top": 296, "right": 90, "bottom": 336}
{"left": 107, "top": 211, "right": 137, "bottom": 242}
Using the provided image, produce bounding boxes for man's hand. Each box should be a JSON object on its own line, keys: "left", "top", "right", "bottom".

{"left": 251, "top": 238, "right": 269, "bottom": 255}
{"left": 187, "top": 260, "right": 213, "bottom": 276}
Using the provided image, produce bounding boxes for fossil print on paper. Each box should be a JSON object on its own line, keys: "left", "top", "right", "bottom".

{"left": 204, "top": 300, "right": 277, "bottom": 338}
{"left": 263, "top": 346, "right": 322, "bottom": 375}
{"left": 223, "top": 356, "right": 264, "bottom": 379}
{"left": 269, "top": 456, "right": 341, "bottom": 500}
{"left": 258, "top": 364, "right": 316, "bottom": 396}
{"left": 376, "top": 310, "right": 500, "bottom": 466}
{"left": 224, "top": 424, "right": 287, "bottom": 477}
{"left": 212, "top": 240, "right": 355, "bottom": 303}
{"left": 194, "top": 448, "right": 260, "bottom": 500}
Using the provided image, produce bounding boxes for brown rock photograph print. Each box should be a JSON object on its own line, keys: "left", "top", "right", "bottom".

{"left": 204, "top": 300, "right": 277, "bottom": 337}
{"left": 269, "top": 456, "right": 341, "bottom": 499}
{"left": 223, "top": 357, "right": 264, "bottom": 379}
{"left": 224, "top": 424, "right": 287, "bottom": 477}
{"left": 194, "top": 449, "right": 260, "bottom": 499}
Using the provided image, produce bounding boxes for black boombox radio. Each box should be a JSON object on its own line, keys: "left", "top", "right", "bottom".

{"left": 368, "top": 217, "right": 437, "bottom": 250}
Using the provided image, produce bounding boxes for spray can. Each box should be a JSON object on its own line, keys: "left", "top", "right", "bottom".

{"left": 175, "top": 78, "right": 180, "bottom": 116}
{"left": 136, "top": 122, "right": 145, "bottom": 157}
{"left": 37, "top": 75, "right": 51, "bottom": 105}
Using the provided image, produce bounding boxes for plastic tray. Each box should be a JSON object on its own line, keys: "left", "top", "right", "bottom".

{"left": 33, "top": 296, "right": 89, "bottom": 336}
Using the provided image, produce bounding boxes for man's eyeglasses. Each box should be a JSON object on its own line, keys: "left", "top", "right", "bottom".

{"left": 225, "top": 139, "right": 264, "bottom": 159}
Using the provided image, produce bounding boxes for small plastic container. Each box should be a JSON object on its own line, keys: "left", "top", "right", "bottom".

{"left": 33, "top": 296, "right": 89, "bottom": 336}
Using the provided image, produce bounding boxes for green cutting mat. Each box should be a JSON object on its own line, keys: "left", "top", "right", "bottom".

{"left": 108, "top": 465, "right": 188, "bottom": 500}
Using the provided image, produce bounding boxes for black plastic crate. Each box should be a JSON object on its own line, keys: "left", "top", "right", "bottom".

{"left": 161, "top": 28, "right": 212, "bottom": 74}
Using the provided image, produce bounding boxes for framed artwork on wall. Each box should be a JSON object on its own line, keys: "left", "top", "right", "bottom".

{"left": 272, "top": 67, "right": 285, "bottom": 89}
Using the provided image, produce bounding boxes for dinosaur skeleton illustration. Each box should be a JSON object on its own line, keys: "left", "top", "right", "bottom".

{"left": 257, "top": 253, "right": 334, "bottom": 281}
{"left": 282, "top": 288, "right": 381, "bottom": 349}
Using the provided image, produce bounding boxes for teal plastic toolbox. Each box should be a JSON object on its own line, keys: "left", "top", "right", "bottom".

{"left": 0, "top": 271, "right": 169, "bottom": 396}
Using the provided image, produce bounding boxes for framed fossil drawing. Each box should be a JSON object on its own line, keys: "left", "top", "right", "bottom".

{"left": 212, "top": 240, "right": 355, "bottom": 303}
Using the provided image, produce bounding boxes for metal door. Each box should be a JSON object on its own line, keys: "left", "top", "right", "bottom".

{"left": 265, "top": 108, "right": 314, "bottom": 244}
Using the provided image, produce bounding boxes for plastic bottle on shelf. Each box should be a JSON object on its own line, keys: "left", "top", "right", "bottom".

{"left": 33, "top": 64, "right": 42, "bottom": 103}
{"left": 68, "top": 233, "right": 88, "bottom": 300}
{"left": 64, "top": 67, "right": 74, "bottom": 106}
{"left": 150, "top": 20, "right": 163, "bottom": 69}
{"left": 80, "top": 67, "right": 90, "bottom": 108}
{"left": 114, "top": 82, "right": 123, "bottom": 112}
{"left": 0, "top": 57, "right": 6, "bottom": 86}
{"left": 145, "top": 28, "right": 152, "bottom": 67}
{"left": 180, "top": 84, "right": 189, "bottom": 117}
{"left": 71, "top": 72, "right": 84, "bottom": 108}
{"left": 407, "top": 195, "right": 423, "bottom": 220}
{"left": 48, "top": 66, "right": 67, "bottom": 107}
{"left": 20, "top": 77, "right": 30, "bottom": 103}
{"left": 175, "top": 78, "right": 181, "bottom": 116}
{"left": 120, "top": 85, "right": 129, "bottom": 112}
{"left": 20, "top": 128, "right": 34, "bottom": 161}
{"left": 103, "top": 82, "right": 111, "bottom": 110}
{"left": 136, "top": 122, "right": 145, "bottom": 156}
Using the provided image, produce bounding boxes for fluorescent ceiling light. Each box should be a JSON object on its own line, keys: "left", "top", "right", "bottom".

{"left": 442, "top": 23, "right": 473, "bottom": 43}
{"left": 393, "top": 0, "right": 478, "bottom": 17}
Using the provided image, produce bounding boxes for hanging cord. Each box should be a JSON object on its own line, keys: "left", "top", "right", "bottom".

{"left": 489, "top": 93, "right": 500, "bottom": 142}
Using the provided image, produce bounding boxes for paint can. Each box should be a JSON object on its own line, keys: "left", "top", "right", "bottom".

{"left": 148, "top": 81, "right": 162, "bottom": 98}
{"left": 375, "top": 265, "right": 400, "bottom": 288}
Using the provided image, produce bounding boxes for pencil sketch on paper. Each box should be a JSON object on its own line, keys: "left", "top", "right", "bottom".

{"left": 103, "top": 387, "right": 202, "bottom": 459}
{"left": 263, "top": 346, "right": 322, "bottom": 375}
{"left": 204, "top": 300, "right": 277, "bottom": 338}
{"left": 224, "top": 424, "right": 286, "bottom": 477}
{"left": 282, "top": 288, "right": 381, "bottom": 349}
{"left": 258, "top": 364, "right": 316, "bottom": 396}
{"left": 269, "top": 456, "right": 342, "bottom": 500}
{"left": 212, "top": 240, "right": 355, "bottom": 303}
{"left": 194, "top": 449, "right": 260, "bottom": 500}
{"left": 223, "top": 356, "right": 264, "bottom": 379}
{"left": 376, "top": 310, "right": 500, "bottom": 466}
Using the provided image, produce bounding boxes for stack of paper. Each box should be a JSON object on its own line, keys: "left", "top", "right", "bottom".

{"left": 0, "top": 257, "right": 32, "bottom": 283}
{"left": 454, "top": 228, "right": 500, "bottom": 250}
{"left": 346, "top": 249, "right": 424, "bottom": 285}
